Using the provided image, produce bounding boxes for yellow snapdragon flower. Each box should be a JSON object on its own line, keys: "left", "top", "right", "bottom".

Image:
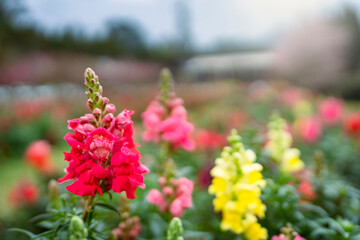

{"left": 266, "top": 114, "right": 304, "bottom": 174}
{"left": 209, "top": 130, "right": 267, "bottom": 240}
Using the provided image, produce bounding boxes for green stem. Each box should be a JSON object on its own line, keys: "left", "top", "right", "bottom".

{"left": 82, "top": 195, "right": 95, "bottom": 224}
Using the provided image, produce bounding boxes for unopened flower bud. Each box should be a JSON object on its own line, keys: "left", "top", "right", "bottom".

{"left": 48, "top": 179, "right": 60, "bottom": 199}
{"left": 102, "top": 97, "right": 109, "bottom": 104}
{"left": 105, "top": 104, "right": 116, "bottom": 113}
{"left": 170, "top": 178, "right": 178, "bottom": 186}
{"left": 103, "top": 113, "right": 114, "bottom": 125}
{"left": 121, "top": 212, "right": 130, "bottom": 220}
{"left": 69, "top": 216, "right": 88, "bottom": 240}
{"left": 166, "top": 217, "right": 183, "bottom": 240}
{"left": 158, "top": 177, "right": 166, "bottom": 186}
{"left": 163, "top": 186, "right": 173, "bottom": 196}
{"left": 83, "top": 123, "right": 96, "bottom": 133}
{"left": 93, "top": 108, "right": 101, "bottom": 116}
{"left": 87, "top": 99, "right": 94, "bottom": 109}
{"left": 133, "top": 216, "right": 140, "bottom": 223}
{"left": 119, "top": 222, "right": 126, "bottom": 230}
{"left": 94, "top": 92, "right": 101, "bottom": 102}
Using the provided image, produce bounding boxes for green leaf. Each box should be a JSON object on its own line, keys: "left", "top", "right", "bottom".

{"left": 94, "top": 203, "right": 120, "bottom": 217}
{"left": 8, "top": 228, "right": 37, "bottom": 239}
{"left": 32, "top": 230, "right": 55, "bottom": 239}
{"left": 30, "top": 213, "right": 53, "bottom": 224}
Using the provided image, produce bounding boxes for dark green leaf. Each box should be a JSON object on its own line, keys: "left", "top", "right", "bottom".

{"left": 94, "top": 203, "right": 120, "bottom": 217}
{"left": 8, "top": 228, "right": 36, "bottom": 239}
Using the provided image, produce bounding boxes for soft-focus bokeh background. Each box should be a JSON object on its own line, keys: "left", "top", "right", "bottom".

{"left": 1, "top": 0, "right": 360, "bottom": 95}
{"left": 1, "top": 0, "right": 360, "bottom": 239}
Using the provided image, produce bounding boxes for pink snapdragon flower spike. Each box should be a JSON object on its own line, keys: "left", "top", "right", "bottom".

{"left": 272, "top": 233, "right": 305, "bottom": 240}
{"left": 147, "top": 189, "right": 168, "bottom": 212}
{"left": 59, "top": 68, "right": 149, "bottom": 198}
{"left": 272, "top": 225, "right": 306, "bottom": 240}
{"left": 142, "top": 69, "right": 195, "bottom": 151}
{"left": 318, "top": 97, "right": 343, "bottom": 125}
{"left": 147, "top": 176, "right": 194, "bottom": 218}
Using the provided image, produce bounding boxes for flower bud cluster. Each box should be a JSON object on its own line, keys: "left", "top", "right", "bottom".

{"left": 111, "top": 194, "right": 141, "bottom": 240}
{"left": 147, "top": 175, "right": 194, "bottom": 218}
{"left": 69, "top": 216, "right": 88, "bottom": 240}
{"left": 166, "top": 217, "right": 184, "bottom": 240}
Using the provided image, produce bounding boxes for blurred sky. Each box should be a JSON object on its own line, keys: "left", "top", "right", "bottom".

{"left": 19, "top": 0, "right": 360, "bottom": 49}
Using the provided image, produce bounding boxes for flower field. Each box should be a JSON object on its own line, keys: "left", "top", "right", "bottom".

{"left": 1, "top": 68, "right": 360, "bottom": 240}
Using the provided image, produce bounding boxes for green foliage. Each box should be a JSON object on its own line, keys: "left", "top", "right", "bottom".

{"left": 261, "top": 180, "right": 304, "bottom": 236}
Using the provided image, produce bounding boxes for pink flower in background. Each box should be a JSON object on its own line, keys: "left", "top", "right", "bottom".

{"left": 147, "top": 176, "right": 194, "bottom": 217}
{"left": 9, "top": 179, "right": 39, "bottom": 208}
{"left": 147, "top": 189, "right": 168, "bottom": 212}
{"left": 24, "top": 140, "right": 55, "bottom": 174}
{"left": 142, "top": 100, "right": 166, "bottom": 143}
{"left": 272, "top": 234, "right": 287, "bottom": 240}
{"left": 194, "top": 129, "right": 226, "bottom": 151}
{"left": 280, "top": 87, "right": 305, "bottom": 107}
{"left": 318, "top": 97, "right": 343, "bottom": 125}
{"left": 142, "top": 97, "right": 195, "bottom": 151}
{"left": 112, "top": 216, "right": 142, "bottom": 240}
{"left": 272, "top": 233, "right": 305, "bottom": 240}
{"left": 294, "top": 116, "right": 322, "bottom": 143}
{"left": 159, "top": 116, "right": 194, "bottom": 151}
{"left": 170, "top": 177, "right": 193, "bottom": 217}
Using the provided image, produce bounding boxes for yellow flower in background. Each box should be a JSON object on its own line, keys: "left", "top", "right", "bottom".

{"left": 209, "top": 130, "right": 267, "bottom": 240}
{"left": 281, "top": 148, "right": 304, "bottom": 173}
{"left": 266, "top": 114, "right": 305, "bottom": 174}
{"left": 266, "top": 117, "right": 292, "bottom": 162}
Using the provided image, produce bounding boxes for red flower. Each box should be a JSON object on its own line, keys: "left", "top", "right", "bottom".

{"left": 344, "top": 113, "right": 360, "bottom": 136}
{"left": 66, "top": 161, "right": 108, "bottom": 196}
{"left": 9, "top": 179, "right": 39, "bottom": 208}
{"left": 194, "top": 129, "right": 226, "bottom": 151}
{"left": 297, "top": 180, "right": 316, "bottom": 202}
{"left": 109, "top": 137, "right": 149, "bottom": 199}
{"left": 24, "top": 140, "right": 55, "bottom": 174}
{"left": 59, "top": 109, "right": 148, "bottom": 198}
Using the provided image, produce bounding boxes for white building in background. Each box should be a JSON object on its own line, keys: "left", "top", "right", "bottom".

{"left": 181, "top": 51, "right": 275, "bottom": 81}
